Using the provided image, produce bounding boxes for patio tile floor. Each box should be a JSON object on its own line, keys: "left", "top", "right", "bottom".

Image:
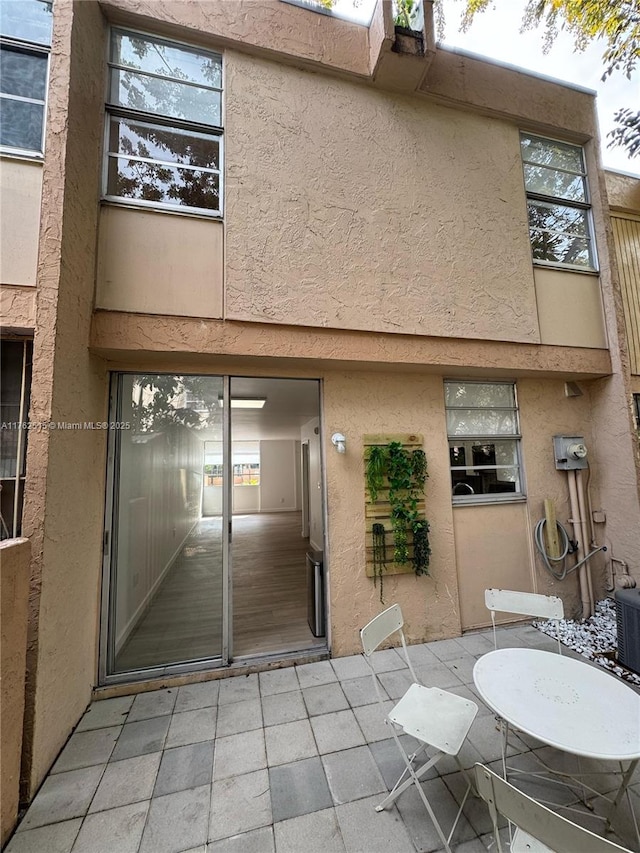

{"left": 8, "top": 627, "right": 639, "bottom": 853}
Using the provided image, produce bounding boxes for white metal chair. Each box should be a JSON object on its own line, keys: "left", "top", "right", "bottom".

{"left": 485, "top": 589, "right": 564, "bottom": 654}
{"left": 360, "top": 604, "right": 479, "bottom": 853}
{"left": 473, "top": 763, "right": 632, "bottom": 853}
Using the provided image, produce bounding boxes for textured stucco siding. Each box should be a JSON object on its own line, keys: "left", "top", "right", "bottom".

{"left": 224, "top": 51, "right": 539, "bottom": 343}
{"left": 21, "top": 0, "right": 109, "bottom": 796}
{"left": 1, "top": 538, "right": 31, "bottom": 845}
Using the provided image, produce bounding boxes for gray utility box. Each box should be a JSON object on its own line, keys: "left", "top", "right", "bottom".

{"left": 306, "top": 550, "right": 325, "bottom": 638}
{"left": 615, "top": 588, "right": 640, "bottom": 675}
{"left": 553, "top": 435, "right": 589, "bottom": 470}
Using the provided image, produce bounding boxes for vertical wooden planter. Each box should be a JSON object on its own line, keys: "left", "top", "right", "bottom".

{"left": 364, "top": 433, "right": 426, "bottom": 577}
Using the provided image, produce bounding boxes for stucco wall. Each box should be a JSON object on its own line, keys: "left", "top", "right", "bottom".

{"left": 605, "top": 170, "right": 640, "bottom": 214}
{"left": 0, "top": 538, "right": 31, "bottom": 846}
{"left": 224, "top": 51, "right": 539, "bottom": 344}
{"left": 21, "top": 0, "right": 109, "bottom": 797}
{"left": 0, "top": 159, "right": 42, "bottom": 287}
{"left": 534, "top": 268, "right": 607, "bottom": 349}
{"left": 95, "top": 207, "right": 224, "bottom": 318}
{"left": 322, "top": 371, "right": 461, "bottom": 656}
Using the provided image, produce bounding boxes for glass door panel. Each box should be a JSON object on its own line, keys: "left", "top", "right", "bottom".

{"left": 107, "top": 373, "right": 226, "bottom": 674}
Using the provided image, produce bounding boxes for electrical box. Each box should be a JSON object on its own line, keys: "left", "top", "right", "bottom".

{"left": 553, "top": 435, "right": 589, "bottom": 470}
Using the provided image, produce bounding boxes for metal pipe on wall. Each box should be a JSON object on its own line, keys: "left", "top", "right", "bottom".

{"left": 575, "top": 469, "right": 595, "bottom": 614}
{"left": 567, "top": 469, "right": 591, "bottom": 619}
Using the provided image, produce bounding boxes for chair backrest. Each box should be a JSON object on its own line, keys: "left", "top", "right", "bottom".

{"left": 360, "top": 604, "right": 418, "bottom": 699}
{"left": 473, "top": 763, "right": 630, "bottom": 853}
{"left": 484, "top": 589, "right": 564, "bottom": 653}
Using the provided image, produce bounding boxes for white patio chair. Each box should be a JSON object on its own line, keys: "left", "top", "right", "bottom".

{"left": 473, "top": 763, "right": 631, "bottom": 853}
{"left": 485, "top": 589, "right": 564, "bottom": 654}
{"left": 360, "top": 604, "right": 479, "bottom": 853}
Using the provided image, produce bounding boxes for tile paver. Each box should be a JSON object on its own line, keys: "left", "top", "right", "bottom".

{"left": 71, "top": 801, "right": 148, "bottom": 853}
{"left": 8, "top": 624, "right": 633, "bottom": 853}
{"left": 210, "top": 768, "right": 272, "bottom": 841}
{"left": 139, "top": 785, "right": 210, "bottom": 853}
{"left": 5, "top": 819, "right": 81, "bottom": 853}
{"left": 89, "top": 752, "right": 161, "bottom": 813}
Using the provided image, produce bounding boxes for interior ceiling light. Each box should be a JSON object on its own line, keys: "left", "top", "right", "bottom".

{"left": 217, "top": 398, "right": 267, "bottom": 409}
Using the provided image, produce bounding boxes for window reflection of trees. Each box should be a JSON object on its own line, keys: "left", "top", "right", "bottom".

{"left": 107, "top": 32, "right": 222, "bottom": 211}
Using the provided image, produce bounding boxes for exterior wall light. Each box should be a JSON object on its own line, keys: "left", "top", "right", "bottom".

{"left": 331, "top": 433, "right": 346, "bottom": 454}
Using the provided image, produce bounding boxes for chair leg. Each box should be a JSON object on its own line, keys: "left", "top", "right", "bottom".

{"left": 376, "top": 729, "right": 458, "bottom": 853}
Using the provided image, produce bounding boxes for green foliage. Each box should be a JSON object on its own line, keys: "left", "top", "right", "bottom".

{"left": 372, "top": 522, "right": 387, "bottom": 603}
{"left": 610, "top": 109, "right": 640, "bottom": 157}
{"left": 365, "top": 445, "right": 387, "bottom": 503}
{"left": 365, "top": 441, "right": 430, "bottom": 577}
{"left": 393, "top": 0, "right": 421, "bottom": 29}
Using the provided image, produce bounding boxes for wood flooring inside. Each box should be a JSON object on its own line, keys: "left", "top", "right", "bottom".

{"left": 115, "top": 512, "right": 320, "bottom": 673}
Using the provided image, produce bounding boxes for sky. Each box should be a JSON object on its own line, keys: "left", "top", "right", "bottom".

{"left": 331, "top": 0, "right": 639, "bottom": 176}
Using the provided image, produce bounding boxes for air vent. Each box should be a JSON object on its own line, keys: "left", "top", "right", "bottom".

{"left": 615, "top": 589, "right": 640, "bottom": 675}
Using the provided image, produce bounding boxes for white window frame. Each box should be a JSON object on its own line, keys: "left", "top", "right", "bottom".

{"left": 445, "top": 379, "right": 525, "bottom": 505}
{"left": 103, "top": 27, "right": 224, "bottom": 218}
{"left": 520, "top": 132, "right": 597, "bottom": 273}
{"left": 0, "top": 1, "right": 52, "bottom": 158}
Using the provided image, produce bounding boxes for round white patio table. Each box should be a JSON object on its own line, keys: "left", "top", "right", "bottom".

{"left": 473, "top": 648, "right": 640, "bottom": 846}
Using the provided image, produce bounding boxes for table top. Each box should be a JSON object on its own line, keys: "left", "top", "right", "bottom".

{"left": 473, "top": 648, "right": 640, "bottom": 761}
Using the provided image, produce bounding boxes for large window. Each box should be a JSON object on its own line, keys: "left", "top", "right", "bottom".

{"left": 0, "top": 339, "right": 33, "bottom": 538}
{"left": 0, "top": 0, "right": 52, "bottom": 155}
{"left": 445, "top": 380, "right": 523, "bottom": 502}
{"left": 520, "top": 133, "right": 595, "bottom": 270}
{"left": 105, "top": 29, "right": 223, "bottom": 215}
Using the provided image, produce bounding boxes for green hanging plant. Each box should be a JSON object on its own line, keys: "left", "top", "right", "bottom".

{"left": 366, "top": 439, "right": 430, "bottom": 579}
{"left": 372, "top": 522, "right": 387, "bottom": 604}
{"left": 365, "top": 445, "right": 387, "bottom": 503}
{"left": 412, "top": 518, "right": 431, "bottom": 576}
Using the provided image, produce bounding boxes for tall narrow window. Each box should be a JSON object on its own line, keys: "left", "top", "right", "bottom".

{"left": 0, "top": 0, "right": 52, "bottom": 155}
{"left": 520, "top": 133, "right": 595, "bottom": 270}
{"left": 445, "top": 380, "right": 523, "bottom": 502}
{"left": 0, "top": 339, "right": 33, "bottom": 538}
{"left": 104, "top": 29, "right": 223, "bottom": 215}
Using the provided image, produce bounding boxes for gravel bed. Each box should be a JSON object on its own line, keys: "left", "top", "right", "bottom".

{"left": 535, "top": 598, "right": 640, "bottom": 686}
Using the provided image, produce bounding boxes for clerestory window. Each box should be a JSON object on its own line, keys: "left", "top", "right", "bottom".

{"left": 104, "top": 29, "right": 223, "bottom": 216}
{"left": 0, "top": 0, "right": 53, "bottom": 155}
{"left": 520, "top": 133, "right": 595, "bottom": 271}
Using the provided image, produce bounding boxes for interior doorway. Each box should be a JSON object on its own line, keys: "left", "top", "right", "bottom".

{"left": 229, "top": 376, "right": 323, "bottom": 658}
{"left": 101, "top": 373, "right": 325, "bottom": 682}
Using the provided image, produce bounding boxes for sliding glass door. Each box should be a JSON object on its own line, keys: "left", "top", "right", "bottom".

{"left": 102, "top": 373, "right": 229, "bottom": 677}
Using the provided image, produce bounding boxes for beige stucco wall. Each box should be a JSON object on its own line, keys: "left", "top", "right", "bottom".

{"left": 605, "top": 170, "right": 640, "bottom": 214}
{"left": 534, "top": 268, "right": 607, "bottom": 349}
{"left": 0, "top": 538, "right": 31, "bottom": 846}
{"left": 454, "top": 503, "right": 533, "bottom": 631}
{"left": 21, "top": 0, "right": 108, "bottom": 797}
{"left": 0, "top": 159, "right": 42, "bottom": 287}
{"left": 95, "top": 207, "right": 224, "bottom": 318}
{"left": 224, "top": 51, "right": 540, "bottom": 344}
{"left": 323, "top": 371, "right": 461, "bottom": 656}
{"left": 1, "top": 288, "right": 36, "bottom": 331}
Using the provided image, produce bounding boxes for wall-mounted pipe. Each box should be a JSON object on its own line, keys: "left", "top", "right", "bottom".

{"left": 575, "top": 469, "right": 595, "bottom": 614}
{"left": 567, "top": 469, "right": 591, "bottom": 619}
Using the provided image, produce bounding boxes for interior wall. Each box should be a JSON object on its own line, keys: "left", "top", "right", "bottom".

{"left": 115, "top": 394, "right": 203, "bottom": 651}
{"left": 301, "top": 419, "right": 323, "bottom": 552}
{"left": 259, "top": 439, "right": 298, "bottom": 511}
